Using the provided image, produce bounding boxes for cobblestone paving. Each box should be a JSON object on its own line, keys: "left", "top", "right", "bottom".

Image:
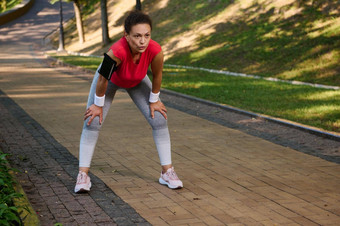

{"left": 0, "top": 90, "right": 150, "bottom": 225}
{"left": 1, "top": 0, "right": 340, "bottom": 224}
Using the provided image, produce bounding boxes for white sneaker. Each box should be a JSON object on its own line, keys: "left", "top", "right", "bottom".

{"left": 159, "top": 167, "right": 183, "bottom": 189}
{"left": 74, "top": 171, "right": 91, "bottom": 193}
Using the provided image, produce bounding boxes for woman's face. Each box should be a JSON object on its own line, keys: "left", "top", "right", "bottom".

{"left": 125, "top": 23, "right": 151, "bottom": 54}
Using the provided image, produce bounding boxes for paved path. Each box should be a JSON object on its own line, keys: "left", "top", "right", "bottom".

{"left": 1, "top": 1, "right": 340, "bottom": 225}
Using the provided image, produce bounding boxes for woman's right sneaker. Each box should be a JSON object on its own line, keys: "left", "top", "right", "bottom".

{"left": 159, "top": 167, "right": 183, "bottom": 189}
{"left": 74, "top": 171, "right": 91, "bottom": 193}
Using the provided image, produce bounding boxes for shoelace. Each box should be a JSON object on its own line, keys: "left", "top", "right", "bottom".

{"left": 77, "top": 172, "right": 87, "bottom": 184}
{"left": 165, "top": 169, "right": 179, "bottom": 180}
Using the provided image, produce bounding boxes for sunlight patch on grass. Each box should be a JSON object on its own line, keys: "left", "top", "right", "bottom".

{"left": 274, "top": 4, "right": 302, "bottom": 21}
{"left": 245, "top": 0, "right": 299, "bottom": 23}
{"left": 243, "top": 62, "right": 262, "bottom": 73}
{"left": 278, "top": 104, "right": 340, "bottom": 131}
{"left": 266, "top": 0, "right": 296, "bottom": 9}
{"left": 307, "top": 17, "right": 340, "bottom": 38}
{"left": 195, "top": 3, "right": 205, "bottom": 10}
{"left": 322, "top": 18, "right": 340, "bottom": 37}
{"left": 281, "top": 6, "right": 302, "bottom": 19}
{"left": 164, "top": 81, "right": 217, "bottom": 89}
{"left": 163, "top": 68, "right": 187, "bottom": 73}
{"left": 154, "top": 0, "right": 170, "bottom": 10}
{"left": 157, "top": 19, "right": 175, "bottom": 28}
{"left": 189, "top": 43, "right": 227, "bottom": 61}
{"left": 262, "top": 27, "right": 294, "bottom": 39}
{"left": 279, "top": 50, "right": 339, "bottom": 82}
{"left": 296, "top": 105, "right": 340, "bottom": 131}
{"left": 301, "top": 90, "right": 340, "bottom": 100}
{"left": 297, "top": 105, "right": 339, "bottom": 119}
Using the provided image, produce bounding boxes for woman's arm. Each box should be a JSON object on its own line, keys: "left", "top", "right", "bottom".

{"left": 95, "top": 50, "right": 121, "bottom": 96}
{"left": 149, "top": 51, "right": 167, "bottom": 119}
{"left": 150, "top": 50, "right": 164, "bottom": 93}
{"left": 84, "top": 50, "right": 121, "bottom": 125}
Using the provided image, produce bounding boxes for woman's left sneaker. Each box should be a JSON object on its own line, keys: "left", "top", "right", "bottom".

{"left": 159, "top": 167, "right": 183, "bottom": 189}
{"left": 74, "top": 171, "right": 91, "bottom": 193}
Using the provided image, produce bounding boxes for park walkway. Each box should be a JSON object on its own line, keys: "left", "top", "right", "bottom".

{"left": 1, "top": 0, "right": 340, "bottom": 225}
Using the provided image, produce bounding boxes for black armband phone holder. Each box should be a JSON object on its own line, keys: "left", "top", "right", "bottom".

{"left": 98, "top": 53, "right": 118, "bottom": 80}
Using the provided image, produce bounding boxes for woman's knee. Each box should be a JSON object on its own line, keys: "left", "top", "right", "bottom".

{"left": 149, "top": 112, "right": 168, "bottom": 130}
{"left": 83, "top": 117, "right": 102, "bottom": 131}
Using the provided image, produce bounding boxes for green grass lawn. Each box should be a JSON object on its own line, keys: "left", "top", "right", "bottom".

{"left": 49, "top": 54, "right": 340, "bottom": 133}
{"left": 162, "top": 66, "right": 340, "bottom": 133}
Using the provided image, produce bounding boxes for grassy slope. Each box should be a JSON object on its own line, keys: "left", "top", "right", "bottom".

{"left": 54, "top": 0, "right": 340, "bottom": 86}
{"left": 146, "top": 0, "right": 340, "bottom": 86}
{"left": 49, "top": 0, "right": 340, "bottom": 132}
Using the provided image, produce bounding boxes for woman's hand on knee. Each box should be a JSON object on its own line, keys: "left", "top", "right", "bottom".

{"left": 150, "top": 101, "right": 167, "bottom": 119}
{"left": 84, "top": 104, "right": 103, "bottom": 125}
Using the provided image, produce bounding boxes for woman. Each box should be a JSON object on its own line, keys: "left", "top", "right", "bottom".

{"left": 74, "top": 10, "right": 183, "bottom": 193}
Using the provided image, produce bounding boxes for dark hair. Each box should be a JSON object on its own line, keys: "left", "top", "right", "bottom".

{"left": 124, "top": 10, "right": 152, "bottom": 34}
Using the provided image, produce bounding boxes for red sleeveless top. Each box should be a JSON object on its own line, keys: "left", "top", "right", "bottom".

{"left": 109, "top": 37, "right": 161, "bottom": 88}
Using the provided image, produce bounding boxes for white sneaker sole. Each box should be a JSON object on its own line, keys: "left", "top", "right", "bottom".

{"left": 74, "top": 182, "right": 92, "bottom": 193}
{"left": 159, "top": 177, "right": 183, "bottom": 189}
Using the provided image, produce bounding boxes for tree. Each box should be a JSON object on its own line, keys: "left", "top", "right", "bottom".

{"left": 50, "top": 0, "right": 85, "bottom": 44}
{"left": 73, "top": 0, "right": 85, "bottom": 43}
{"left": 57, "top": 0, "right": 65, "bottom": 51}
{"left": 100, "top": 0, "right": 110, "bottom": 45}
{"left": 136, "top": 0, "right": 141, "bottom": 10}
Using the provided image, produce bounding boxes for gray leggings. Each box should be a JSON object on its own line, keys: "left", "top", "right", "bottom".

{"left": 79, "top": 70, "right": 172, "bottom": 167}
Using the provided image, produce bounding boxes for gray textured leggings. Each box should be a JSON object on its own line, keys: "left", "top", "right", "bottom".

{"left": 79, "top": 70, "right": 172, "bottom": 167}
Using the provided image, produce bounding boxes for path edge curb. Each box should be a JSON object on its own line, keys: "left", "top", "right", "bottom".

{"left": 0, "top": 0, "right": 35, "bottom": 26}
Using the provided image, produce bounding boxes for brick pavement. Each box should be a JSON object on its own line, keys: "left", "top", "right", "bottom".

{"left": 1, "top": 43, "right": 340, "bottom": 225}
{"left": 0, "top": 85, "right": 148, "bottom": 225}
{"left": 1, "top": 0, "right": 340, "bottom": 224}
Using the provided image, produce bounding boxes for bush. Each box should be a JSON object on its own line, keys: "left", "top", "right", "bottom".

{"left": 0, "top": 0, "right": 22, "bottom": 13}
{"left": 0, "top": 152, "right": 23, "bottom": 226}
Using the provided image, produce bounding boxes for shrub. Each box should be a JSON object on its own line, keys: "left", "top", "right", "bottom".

{"left": 0, "top": 152, "right": 23, "bottom": 226}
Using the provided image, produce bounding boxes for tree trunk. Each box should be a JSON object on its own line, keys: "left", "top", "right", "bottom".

{"left": 73, "top": 0, "right": 85, "bottom": 43}
{"left": 58, "top": 0, "right": 65, "bottom": 51}
{"left": 100, "top": 0, "right": 109, "bottom": 45}
{"left": 136, "top": 0, "right": 142, "bottom": 11}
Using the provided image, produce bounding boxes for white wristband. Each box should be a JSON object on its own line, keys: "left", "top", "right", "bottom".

{"left": 149, "top": 91, "right": 160, "bottom": 103}
{"left": 94, "top": 94, "right": 105, "bottom": 107}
